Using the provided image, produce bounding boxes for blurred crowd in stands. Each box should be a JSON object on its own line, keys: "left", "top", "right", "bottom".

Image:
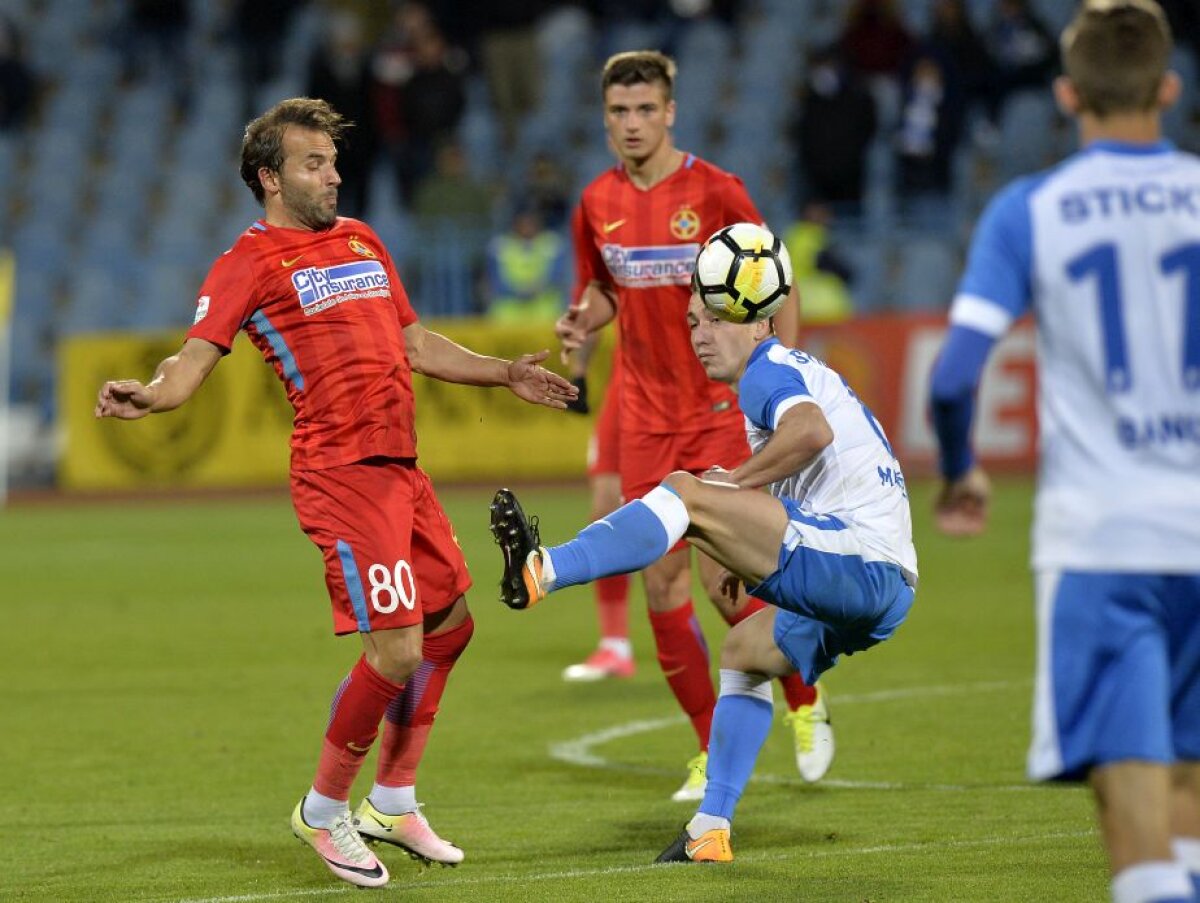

{"left": 1, "top": 0, "right": 1199, "bottom": 448}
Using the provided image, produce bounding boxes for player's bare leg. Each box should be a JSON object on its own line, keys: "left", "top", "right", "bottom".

{"left": 1090, "top": 761, "right": 1197, "bottom": 900}
{"left": 356, "top": 598, "right": 470, "bottom": 866}
{"left": 694, "top": 517, "right": 832, "bottom": 782}
{"left": 1171, "top": 762, "right": 1200, "bottom": 895}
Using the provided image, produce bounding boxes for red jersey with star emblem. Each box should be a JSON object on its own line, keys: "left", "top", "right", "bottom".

{"left": 572, "top": 154, "right": 762, "bottom": 434}
{"left": 187, "top": 217, "right": 419, "bottom": 470}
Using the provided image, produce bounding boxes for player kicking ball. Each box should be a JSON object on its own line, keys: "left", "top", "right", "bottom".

{"left": 491, "top": 284, "right": 917, "bottom": 862}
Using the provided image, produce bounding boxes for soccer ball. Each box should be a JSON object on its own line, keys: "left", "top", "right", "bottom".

{"left": 694, "top": 222, "right": 792, "bottom": 324}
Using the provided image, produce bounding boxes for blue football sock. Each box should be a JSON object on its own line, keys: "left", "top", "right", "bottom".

{"left": 546, "top": 486, "right": 689, "bottom": 590}
{"left": 698, "top": 670, "right": 775, "bottom": 821}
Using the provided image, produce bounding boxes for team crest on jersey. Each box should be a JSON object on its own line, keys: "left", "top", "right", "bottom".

{"left": 669, "top": 206, "right": 700, "bottom": 240}
{"left": 348, "top": 236, "right": 377, "bottom": 259}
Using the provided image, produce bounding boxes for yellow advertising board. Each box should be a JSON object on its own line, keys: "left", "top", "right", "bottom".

{"left": 59, "top": 321, "right": 613, "bottom": 490}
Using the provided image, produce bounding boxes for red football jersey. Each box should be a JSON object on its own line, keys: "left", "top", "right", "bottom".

{"left": 573, "top": 154, "right": 762, "bottom": 435}
{"left": 187, "top": 217, "right": 419, "bottom": 470}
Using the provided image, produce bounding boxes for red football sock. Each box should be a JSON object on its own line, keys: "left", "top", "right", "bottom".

{"left": 596, "top": 574, "right": 630, "bottom": 640}
{"left": 722, "top": 593, "right": 766, "bottom": 626}
{"left": 780, "top": 672, "right": 818, "bottom": 708}
{"left": 313, "top": 655, "right": 406, "bottom": 801}
{"left": 722, "top": 595, "right": 818, "bottom": 708}
{"left": 375, "top": 616, "right": 474, "bottom": 788}
{"left": 649, "top": 601, "right": 715, "bottom": 751}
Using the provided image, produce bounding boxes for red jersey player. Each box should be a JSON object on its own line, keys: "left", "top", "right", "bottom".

{"left": 94, "top": 98, "right": 577, "bottom": 889}
{"left": 555, "top": 52, "right": 834, "bottom": 800}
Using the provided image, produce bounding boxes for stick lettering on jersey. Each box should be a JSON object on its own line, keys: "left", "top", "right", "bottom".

{"left": 601, "top": 243, "right": 699, "bottom": 288}
{"left": 1117, "top": 413, "right": 1200, "bottom": 449}
{"left": 1059, "top": 183, "right": 1200, "bottom": 223}
{"left": 291, "top": 260, "right": 390, "bottom": 316}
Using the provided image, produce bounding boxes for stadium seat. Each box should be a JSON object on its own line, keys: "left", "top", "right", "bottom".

{"left": 996, "top": 91, "right": 1059, "bottom": 180}
{"left": 892, "top": 235, "right": 962, "bottom": 311}
{"left": 62, "top": 266, "right": 130, "bottom": 334}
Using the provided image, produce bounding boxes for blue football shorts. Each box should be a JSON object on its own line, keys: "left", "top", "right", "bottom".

{"left": 1028, "top": 570, "right": 1200, "bottom": 781}
{"left": 746, "top": 498, "right": 915, "bottom": 685}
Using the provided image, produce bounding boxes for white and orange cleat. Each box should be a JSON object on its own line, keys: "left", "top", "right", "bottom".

{"left": 353, "top": 798, "right": 464, "bottom": 867}
{"left": 562, "top": 645, "right": 635, "bottom": 682}
{"left": 489, "top": 488, "right": 550, "bottom": 609}
{"left": 291, "top": 798, "right": 389, "bottom": 887}
{"left": 655, "top": 825, "right": 733, "bottom": 863}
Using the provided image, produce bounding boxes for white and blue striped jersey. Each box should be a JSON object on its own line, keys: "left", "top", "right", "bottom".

{"left": 951, "top": 140, "right": 1200, "bottom": 571}
{"left": 738, "top": 338, "right": 918, "bottom": 585}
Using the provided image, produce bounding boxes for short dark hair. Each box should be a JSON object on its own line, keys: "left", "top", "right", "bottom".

{"left": 601, "top": 50, "right": 676, "bottom": 99}
{"left": 240, "top": 97, "right": 348, "bottom": 205}
{"left": 1061, "top": 0, "right": 1172, "bottom": 117}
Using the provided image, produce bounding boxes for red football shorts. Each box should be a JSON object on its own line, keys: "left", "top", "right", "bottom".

{"left": 619, "top": 418, "right": 750, "bottom": 502}
{"left": 291, "top": 458, "right": 472, "bottom": 635}
{"left": 586, "top": 384, "right": 621, "bottom": 477}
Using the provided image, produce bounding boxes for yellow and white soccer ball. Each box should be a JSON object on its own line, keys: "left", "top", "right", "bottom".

{"left": 694, "top": 222, "right": 792, "bottom": 324}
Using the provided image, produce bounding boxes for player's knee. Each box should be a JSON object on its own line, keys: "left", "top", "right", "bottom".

{"left": 365, "top": 639, "right": 422, "bottom": 684}
{"left": 719, "top": 621, "right": 755, "bottom": 671}
{"left": 661, "top": 470, "right": 700, "bottom": 501}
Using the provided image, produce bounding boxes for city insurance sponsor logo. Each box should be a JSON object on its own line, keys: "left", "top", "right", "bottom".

{"left": 601, "top": 243, "right": 699, "bottom": 288}
{"left": 291, "top": 260, "right": 389, "bottom": 315}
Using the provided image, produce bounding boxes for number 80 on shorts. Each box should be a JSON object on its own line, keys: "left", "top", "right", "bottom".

{"left": 368, "top": 559, "right": 416, "bottom": 613}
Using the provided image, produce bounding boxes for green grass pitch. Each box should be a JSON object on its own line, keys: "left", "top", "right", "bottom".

{"left": 0, "top": 478, "right": 1106, "bottom": 901}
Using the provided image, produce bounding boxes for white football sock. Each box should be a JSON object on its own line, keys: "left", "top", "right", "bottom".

{"left": 302, "top": 788, "right": 349, "bottom": 829}
{"left": 599, "top": 637, "right": 632, "bottom": 658}
{"left": 687, "top": 813, "right": 731, "bottom": 838}
{"left": 540, "top": 547, "right": 558, "bottom": 588}
{"left": 369, "top": 783, "right": 417, "bottom": 815}
{"left": 1111, "top": 861, "right": 1192, "bottom": 903}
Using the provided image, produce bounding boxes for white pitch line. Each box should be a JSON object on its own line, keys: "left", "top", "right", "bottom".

{"left": 171, "top": 828, "right": 1096, "bottom": 903}
{"left": 549, "top": 679, "right": 1036, "bottom": 792}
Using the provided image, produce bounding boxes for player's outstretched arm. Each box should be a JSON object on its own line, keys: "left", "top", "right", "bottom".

{"left": 94, "top": 338, "right": 222, "bottom": 420}
{"left": 726, "top": 402, "right": 833, "bottom": 489}
{"left": 403, "top": 322, "right": 578, "bottom": 409}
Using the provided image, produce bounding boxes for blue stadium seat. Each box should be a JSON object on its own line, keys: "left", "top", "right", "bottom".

{"left": 892, "top": 235, "right": 961, "bottom": 311}
{"left": 62, "top": 266, "right": 130, "bottom": 334}
{"left": 996, "top": 91, "right": 1059, "bottom": 180}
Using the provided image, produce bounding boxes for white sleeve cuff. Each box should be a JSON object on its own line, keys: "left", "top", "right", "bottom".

{"left": 949, "top": 293, "right": 1014, "bottom": 338}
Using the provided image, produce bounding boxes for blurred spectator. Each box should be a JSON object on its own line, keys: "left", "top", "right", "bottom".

{"left": 412, "top": 141, "right": 495, "bottom": 224}
{"left": 120, "top": 0, "right": 191, "bottom": 105}
{"left": 485, "top": 203, "right": 569, "bottom": 323}
{"left": 783, "top": 203, "right": 854, "bottom": 326}
{"left": 894, "top": 54, "right": 961, "bottom": 213}
{"left": 0, "top": 14, "right": 34, "bottom": 132}
{"left": 794, "top": 46, "right": 877, "bottom": 219}
{"left": 230, "top": 0, "right": 307, "bottom": 103}
{"left": 838, "top": 0, "right": 915, "bottom": 83}
{"left": 469, "top": 1, "right": 549, "bottom": 152}
{"left": 922, "top": 0, "right": 992, "bottom": 125}
{"left": 305, "top": 10, "right": 377, "bottom": 218}
{"left": 372, "top": 3, "right": 467, "bottom": 207}
{"left": 519, "top": 152, "right": 572, "bottom": 231}
{"left": 410, "top": 141, "right": 494, "bottom": 315}
{"left": 982, "top": 0, "right": 1056, "bottom": 124}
